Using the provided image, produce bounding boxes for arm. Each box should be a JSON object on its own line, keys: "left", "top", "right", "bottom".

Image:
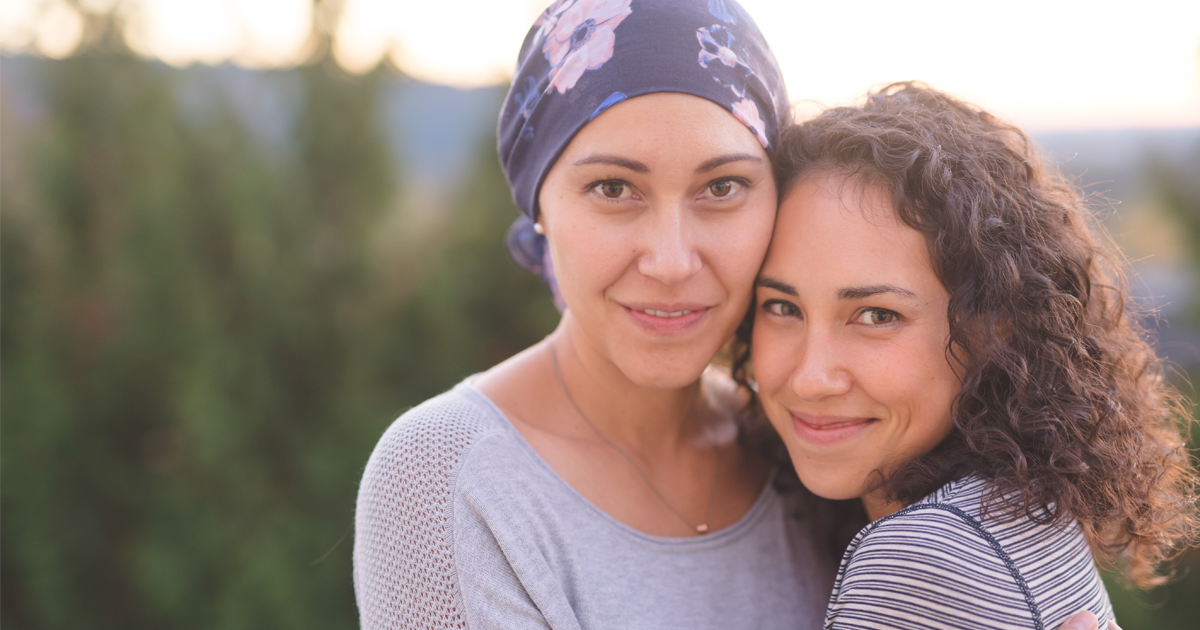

{"left": 352, "top": 417, "right": 472, "bottom": 629}
{"left": 353, "top": 410, "right": 556, "bottom": 630}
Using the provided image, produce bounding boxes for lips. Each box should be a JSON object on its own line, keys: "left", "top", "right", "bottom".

{"left": 621, "top": 302, "right": 711, "bottom": 335}
{"left": 790, "top": 411, "right": 876, "bottom": 447}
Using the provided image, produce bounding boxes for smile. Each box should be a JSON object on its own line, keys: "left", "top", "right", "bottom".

{"left": 640, "top": 309, "right": 693, "bottom": 318}
{"left": 790, "top": 412, "right": 876, "bottom": 447}
{"left": 622, "top": 303, "right": 711, "bottom": 335}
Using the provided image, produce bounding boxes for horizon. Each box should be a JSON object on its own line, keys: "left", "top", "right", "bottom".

{"left": 6, "top": 53, "right": 1199, "bottom": 142}
{"left": 3, "top": 52, "right": 1199, "bottom": 138}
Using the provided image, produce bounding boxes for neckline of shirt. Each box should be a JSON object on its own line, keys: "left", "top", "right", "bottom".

{"left": 457, "top": 380, "right": 781, "bottom": 546}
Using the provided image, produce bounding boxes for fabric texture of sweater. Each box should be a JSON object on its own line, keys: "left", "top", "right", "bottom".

{"left": 353, "top": 382, "right": 838, "bottom": 629}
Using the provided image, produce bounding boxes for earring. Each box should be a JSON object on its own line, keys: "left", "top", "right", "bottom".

{"left": 533, "top": 222, "right": 545, "bottom": 235}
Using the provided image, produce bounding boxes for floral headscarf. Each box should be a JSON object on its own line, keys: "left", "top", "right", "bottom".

{"left": 499, "top": 0, "right": 789, "bottom": 302}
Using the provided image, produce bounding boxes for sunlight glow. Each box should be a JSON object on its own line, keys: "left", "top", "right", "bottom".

{"left": 334, "top": 0, "right": 546, "bottom": 80}
{"left": 741, "top": 0, "right": 1200, "bottom": 131}
{"left": 122, "top": 0, "right": 243, "bottom": 66}
{"left": 230, "top": 0, "right": 312, "bottom": 67}
{"left": 0, "top": 0, "right": 39, "bottom": 50}
{"left": 1, "top": 0, "right": 1197, "bottom": 130}
{"left": 122, "top": 0, "right": 311, "bottom": 67}
{"left": 34, "top": 0, "right": 82, "bottom": 58}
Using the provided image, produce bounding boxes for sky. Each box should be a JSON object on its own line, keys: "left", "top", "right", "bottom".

{"left": 1, "top": 0, "right": 1198, "bottom": 131}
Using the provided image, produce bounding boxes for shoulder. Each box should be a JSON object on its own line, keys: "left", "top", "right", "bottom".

{"left": 897, "top": 476, "right": 1099, "bottom": 578}
{"left": 827, "top": 478, "right": 1036, "bottom": 628}
{"left": 827, "top": 477, "right": 1112, "bottom": 629}
{"left": 375, "top": 384, "right": 508, "bottom": 457}
{"left": 376, "top": 384, "right": 523, "bottom": 475}
{"left": 841, "top": 488, "right": 1019, "bottom": 588}
{"left": 847, "top": 477, "right": 991, "bottom": 548}
{"left": 356, "top": 384, "right": 513, "bottom": 527}
{"left": 352, "top": 384, "right": 513, "bottom": 629}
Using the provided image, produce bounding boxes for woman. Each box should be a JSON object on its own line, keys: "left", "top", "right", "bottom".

{"left": 747, "top": 83, "right": 1199, "bottom": 629}
{"left": 353, "top": 1, "right": 842, "bottom": 628}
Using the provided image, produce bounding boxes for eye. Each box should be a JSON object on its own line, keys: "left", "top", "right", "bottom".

{"left": 762, "top": 299, "right": 800, "bottom": 317}
{"left": 705, "top": 178, "right": 745, "bottom": 198}
{"left": 854, "top": 308, "right": 900, "bottom": 325}
{"left": 592, "top": 180, "right": 632, "bottom": 199}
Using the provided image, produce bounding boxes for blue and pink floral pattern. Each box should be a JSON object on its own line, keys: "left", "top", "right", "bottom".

{"left": 731, "top": 98, "right": 766, "bottom": 147}
{"left": 541, "top": 0, "right": 634, "bottom": 93}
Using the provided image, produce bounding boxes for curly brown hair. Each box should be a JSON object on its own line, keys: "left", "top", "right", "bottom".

{"left": 734, "top": 82, "right": 1199, "bottom": 588}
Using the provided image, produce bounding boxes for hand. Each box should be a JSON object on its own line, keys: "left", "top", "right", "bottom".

{"left": 1058, "top": 610, "right": 1123, "bottom": 630}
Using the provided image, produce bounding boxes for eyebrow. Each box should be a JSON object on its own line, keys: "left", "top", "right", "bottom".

{"left": 573, "top": 154, "right": 650, "bottom": 173}
{"left": 755, "top": 276, "right": 798, "bottom": 296}
{"left": 572, "top": 152, "right": 762, "bottom": 175}
{"left": 838, "top": 284, "right": 919, "bottom": 300}
{"left": 695, "top": 153, "right": 763, "bottom": 174}
{"left": 755, "top": 277, "right": 918, "bottom": 301}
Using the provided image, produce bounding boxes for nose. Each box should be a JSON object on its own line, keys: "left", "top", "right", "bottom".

{"left": 788, "top": 327, "right": 852, "bottom": 402}
{"left": 637, "top": 202, "right": 703, "bottom": 286}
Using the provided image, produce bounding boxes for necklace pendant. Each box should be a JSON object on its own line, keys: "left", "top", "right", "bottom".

{"left": 695, "top": 523, "right": 709, "bottom": 534}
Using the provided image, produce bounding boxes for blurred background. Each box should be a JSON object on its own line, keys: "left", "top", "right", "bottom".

{"left": 1, "top": 0, "right": 1197, "bottom": 628}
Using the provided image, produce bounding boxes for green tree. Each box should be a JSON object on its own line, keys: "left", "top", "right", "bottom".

{"left": 0, "top": 40, "right": 401, "bottom": 629}
{"left": 1, "top": 36, "right": 559, "bottom": 627}
{"left": 1148, "top": 144, "right": 1200, "bottom": 322}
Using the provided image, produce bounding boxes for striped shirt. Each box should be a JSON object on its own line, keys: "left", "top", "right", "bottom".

{"left": 825, "top": 476, "right": 1114, "bottom": 630}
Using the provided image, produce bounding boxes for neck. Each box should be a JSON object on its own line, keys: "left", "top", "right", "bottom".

{"left": 548, "top": 313, "right": 710, "bottom": 453}
{"left": 861, "top": 490, "right": 904, "bottom": 522}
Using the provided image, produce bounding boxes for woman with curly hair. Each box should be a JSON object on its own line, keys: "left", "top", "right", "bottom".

{"left": 745, "top": 82, "right": 1198, "bottom": 629}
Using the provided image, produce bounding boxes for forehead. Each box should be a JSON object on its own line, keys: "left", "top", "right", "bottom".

{"left": 557, "top": 93, "right": 766, "bottom": 164}
{"left": 765, "top": 174, "right": 936, "bottom": 287}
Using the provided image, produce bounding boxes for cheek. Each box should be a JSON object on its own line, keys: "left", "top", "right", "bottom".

{"left": 751, "top": 324, "right": 791, "bottom": 408}
{"left": 548, "top": 219, "right": 634, "bottom": 296}
{"left": 916, "top": 371, "right": 960, "bottom": 445}
{"left": 868, "top": 339, "right": 959, "bottom": 449}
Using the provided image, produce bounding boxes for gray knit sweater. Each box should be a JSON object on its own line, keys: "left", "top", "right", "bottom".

{"left": 353, "top": 382, "right": 838, "bottom": 629}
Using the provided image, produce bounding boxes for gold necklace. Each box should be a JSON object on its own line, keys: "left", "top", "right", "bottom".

{"left": 548, "top": 343, "right": 720, "bottom": 535}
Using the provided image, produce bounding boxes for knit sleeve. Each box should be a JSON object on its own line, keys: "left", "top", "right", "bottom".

{"left": 825, "top": 507, "right": 1037, "bottom": 630}
{"left": 352, "top": 393, "right": 497, "bottom": 629}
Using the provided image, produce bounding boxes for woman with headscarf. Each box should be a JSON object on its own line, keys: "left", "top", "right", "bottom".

{"left": 354, "top": 2, "right": 834, "bottom": 628}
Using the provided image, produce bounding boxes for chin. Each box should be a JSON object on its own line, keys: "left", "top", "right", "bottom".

{"left": 618, "top": 344, "right": 716, "bottom": 390}
{"left": 790, "top": 459, "right": 868, "bottom": 502}
{"left": 800, "top": 479, "right": 865, "bottom": 503}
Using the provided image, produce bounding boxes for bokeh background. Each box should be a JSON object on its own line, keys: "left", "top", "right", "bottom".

{"left": 2, "top": 1, "right": 1198, "bottom": 628}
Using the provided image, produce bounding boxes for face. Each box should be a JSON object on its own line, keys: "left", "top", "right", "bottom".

{"left": 538, "top": 93, "right": 775, "bottom": 389}
{"left": 752, "top": 173, "right": 961, "bottom": 520}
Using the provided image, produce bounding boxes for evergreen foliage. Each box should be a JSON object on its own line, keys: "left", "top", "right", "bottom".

{"left": 0, "top": 49, "right": 556, "bottom": 628}
{"left": 1148, "top": 144, "right": 1200, "bottom": 322}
